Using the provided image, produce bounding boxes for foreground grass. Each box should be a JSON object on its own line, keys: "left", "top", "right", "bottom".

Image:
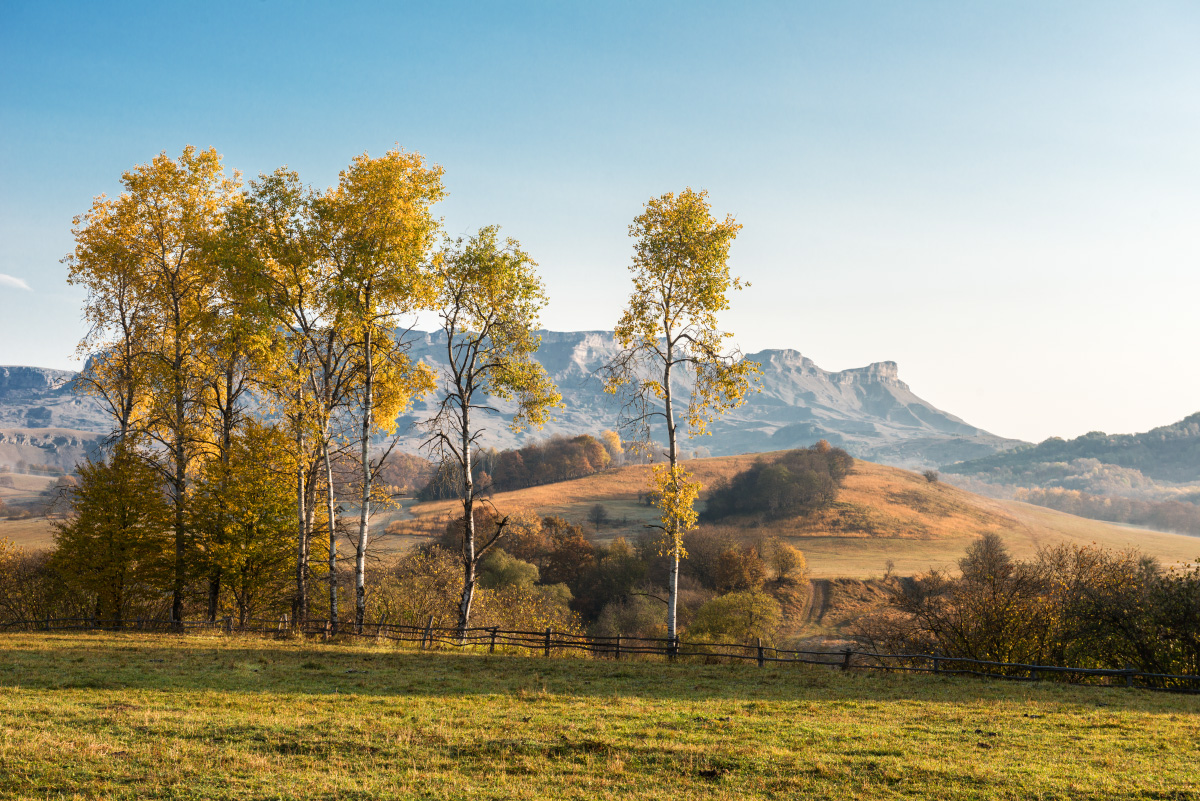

{"left": 1, "top": 633, "right": 1197, "bottom": 799}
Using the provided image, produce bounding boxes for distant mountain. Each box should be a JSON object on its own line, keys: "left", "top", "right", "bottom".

{"left": 0, "top": 331, "right": 1020, "bottom": 471}
{"left": 943, "top": 413, "right": 1200, "bottom": 492}
{"left": 399, "top": 331, "right": 1018, "bottom": 466}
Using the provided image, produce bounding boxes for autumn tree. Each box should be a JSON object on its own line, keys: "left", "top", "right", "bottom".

{"left": 52, "top": 444, "right": 172, "bottom": 624}
{"left": 311, "top": 149, "right": 443, "bottom": 632}
{"left": 220, "top": 167, "right": 358, "bottom": 627}
{"left": 602, "top": 188, "right": 760, "bottom": 645}
{"left": 67, "top": 146, "right": 240, "bottom": 623}
{"left": 424, "top": 225, "right": 561, "bottom": 635}
{"left": 190, "top": 421, "right": 296, "bottom": 625}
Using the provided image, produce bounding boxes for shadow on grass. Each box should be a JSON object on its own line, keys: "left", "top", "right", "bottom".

{"left": 0, "top": 632, "right": 1192, "bottom": 714}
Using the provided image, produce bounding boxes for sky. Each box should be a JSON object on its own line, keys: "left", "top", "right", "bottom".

{"left": 1, "top": 1, "right": 1197, "bottom": 444}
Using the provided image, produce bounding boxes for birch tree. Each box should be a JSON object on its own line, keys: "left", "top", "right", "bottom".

{"left": 602, "top": 188, "right": 760, "bottom": 646}
{"left": 425, "top": 226, "right": 561, "bottom": 634}
{"left": 311, "top": 150, "right": 443, "bottom": 632}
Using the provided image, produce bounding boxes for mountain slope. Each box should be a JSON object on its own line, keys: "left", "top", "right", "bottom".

{"left": 0, "top": 331, "right": 1019, "bottom": 471}
{"left": 944, "top": 413, "right": 1200, "bottom": 488}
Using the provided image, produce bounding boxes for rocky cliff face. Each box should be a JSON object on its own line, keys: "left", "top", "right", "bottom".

{"left": 0, "top": 332, "right": 1021, "bottom": 471}
{"left": 0, "top": 366, "right": 110, "bottom": 432}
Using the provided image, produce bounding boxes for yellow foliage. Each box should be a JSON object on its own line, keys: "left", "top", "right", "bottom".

{"left": 651, "top": 463, "right": 700, "bottom": 558}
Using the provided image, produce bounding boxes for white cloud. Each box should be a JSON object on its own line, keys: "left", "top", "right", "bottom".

{"left": 0, "top": 273, "right": 32, "bottom": 291}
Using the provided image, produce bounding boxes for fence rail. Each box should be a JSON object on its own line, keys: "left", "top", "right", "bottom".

{"left": 6, "top": 616, "right": 1198, "bottom": 693}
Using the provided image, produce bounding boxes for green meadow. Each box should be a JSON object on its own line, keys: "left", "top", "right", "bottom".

{"left": 0, "top": 632, "right": 1197, "bottom": 800}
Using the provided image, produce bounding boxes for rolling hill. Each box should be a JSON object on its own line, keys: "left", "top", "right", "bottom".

{"left": 397, "top": 453, "right": 1200, "bottom": 579}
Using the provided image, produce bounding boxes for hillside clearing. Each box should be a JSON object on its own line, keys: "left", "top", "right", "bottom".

{"left": 0, "top": 632, "right": 1196, "bottom": 800}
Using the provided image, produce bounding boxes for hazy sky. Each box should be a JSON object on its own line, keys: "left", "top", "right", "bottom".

{"left": 1, "top": 1, "right": 1197, "bottom": 443}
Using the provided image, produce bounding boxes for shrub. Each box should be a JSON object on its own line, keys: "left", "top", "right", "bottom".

{"left": 765, "top": 537, "right": 808, "bottom": 582}
{"left": 478, "top": 548, "right": 539, "bottom": 589}
{"left": 592, "top": 594, "right": 665, "bottom": 641}
{"left": 686, "top": 592, "right": 787, "bottom": 647}
{"left": 687, "top": 590, "right": 782, "bottom": 645}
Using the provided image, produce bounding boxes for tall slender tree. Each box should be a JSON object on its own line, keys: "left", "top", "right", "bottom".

{"left": 602, "top": 188, "right": 760, "bottom": 646}
{"left": 311, "top": 150, "right": 444, "bottom": 632}
{"left": 425, "top": 226, "right": 562, "bottom": 634}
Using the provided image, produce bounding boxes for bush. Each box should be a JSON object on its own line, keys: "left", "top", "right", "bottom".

{"left": 687, "top": 590, "right": 782, "bottom": 645}
{"left": 478, "top": 548, "right": 539, "bottom": 589}
{"left": 856, "top": 534, "right": 1200, "bottom": 675}
{"left": 592, "top": 594, "right": 665, "bottom": 641}
{"left": 765, "top": 537, "right": 808, "bottom": 582}
{"left": 922, "top": 469, "right": 939, "bottom": 484}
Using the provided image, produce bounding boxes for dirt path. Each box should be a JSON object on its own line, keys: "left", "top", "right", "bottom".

{"left": 806, "top": 579, "right": 831, "bottom": 625}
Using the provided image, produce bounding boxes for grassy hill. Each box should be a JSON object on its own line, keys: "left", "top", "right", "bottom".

{"left": 403, "top": 453, "right": 1200, "bottom": 578}
{"left": 1, "top": 631, "right": 1196, "bottom": 800}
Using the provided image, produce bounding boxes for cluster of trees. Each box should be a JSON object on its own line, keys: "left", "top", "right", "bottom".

{"left": 703, "top": 442, "right": 853, "bottom": 521}
{"left": 418, "top": 432, "right": 622, "bottom": 500}
{"left": 1016, "top": 487, "right": 1200, "bottom": 537}
{"left": 856, "top": 533, "right": 1200, "bottom": 676}
{"left": 8, "top": 155, "right": 763, "bottom": 644}
{"left": 377, "top": 508, "right": 808, "bottom": 647}
{"left": 51, "top": 146, "right": 559, "bottom": 634}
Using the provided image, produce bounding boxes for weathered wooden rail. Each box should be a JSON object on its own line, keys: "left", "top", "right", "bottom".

{"left": 5, "top": 616, "right": 1197, "bottom": 693}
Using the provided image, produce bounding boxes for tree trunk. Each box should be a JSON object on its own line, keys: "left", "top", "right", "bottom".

{"left": 663, "top": 333, "right": 679, "bottom": 645}
{"left": 170, "top": 336, "right": 186, "bottom": 627}
{"left": 294, "top": 422, "right": 308, "bottom": 624}
{"left": 355, "top": 323, "right": 373, "bottom": 634}
{"left": 456, "top": 403, "right": 476, "bottom": 635}
{"left": 324, "top": 442, "right": 339, "bottom": 632}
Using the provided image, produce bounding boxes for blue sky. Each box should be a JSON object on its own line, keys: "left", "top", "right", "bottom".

{"left": 1, "top": 1, "right": 1197, "bottom": 442}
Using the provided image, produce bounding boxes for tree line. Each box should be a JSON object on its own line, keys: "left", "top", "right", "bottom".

{"left": 702, "top": 442, "right": 853, "bottom": 521}
{"left": 418, "top": 432, "right": 623, "bottom": 500}
{"left": 1015, "top": 487, "right": 1200, "bottom": 537}
{"left": 28, "top": 147, "right": 760, "bottom": 641}
{"left": 855, "top": 533, "right": 1200, "bottom": 677}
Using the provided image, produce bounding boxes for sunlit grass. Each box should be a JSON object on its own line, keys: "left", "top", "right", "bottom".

{"left": 1, "top": 632, "right": 1197, "bottom": 799}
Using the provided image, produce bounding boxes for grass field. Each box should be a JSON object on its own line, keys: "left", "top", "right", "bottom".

{"left": 0, "top": 632, "right": 1196, "bottom": 799}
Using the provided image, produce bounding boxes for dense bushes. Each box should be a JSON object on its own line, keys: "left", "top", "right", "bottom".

{"left": 703, "top": 441, "right": 853, "bottom": 521}
{"left": 856, "top": 533, "right": 1200, "bottom": 675}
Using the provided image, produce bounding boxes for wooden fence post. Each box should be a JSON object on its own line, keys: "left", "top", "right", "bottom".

{"left": 614, "top": 635, "right": 621, "bottom": 661}
{"left": 841, "top": 649, "right": 853, "bottom": 671}
{"left": 421, "top": 615, "right": 433, "bottom": 650}
{"left": 933, "top": 656, "right": 940, "bottom": 674}
{"left": 223, "top": 617, "right": 233, "bottom": 635}
{"left": 757, "top": 638, "right": 765, "bottom": 668}
{"left": 1125, "top": 663, "right": 1134, "bottom": 688}
{"left": 544, "top": 627, "right": 552, "bottom": 659}
{"left": 489, "top": 627, "right": 498, "bottom": 654}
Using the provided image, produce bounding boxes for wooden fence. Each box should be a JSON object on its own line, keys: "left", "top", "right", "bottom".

{"left": 5, "top": 616, "right": 1198, "bottom": 693}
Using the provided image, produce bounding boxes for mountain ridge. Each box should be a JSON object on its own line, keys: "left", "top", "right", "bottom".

{"left": 0, "top": 330, "right": 1021, "bottom": 471}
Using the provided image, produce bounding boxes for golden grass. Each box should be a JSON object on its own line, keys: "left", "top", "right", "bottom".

{"left": 0, "top": 516, "right": 56, "bottom": 550}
